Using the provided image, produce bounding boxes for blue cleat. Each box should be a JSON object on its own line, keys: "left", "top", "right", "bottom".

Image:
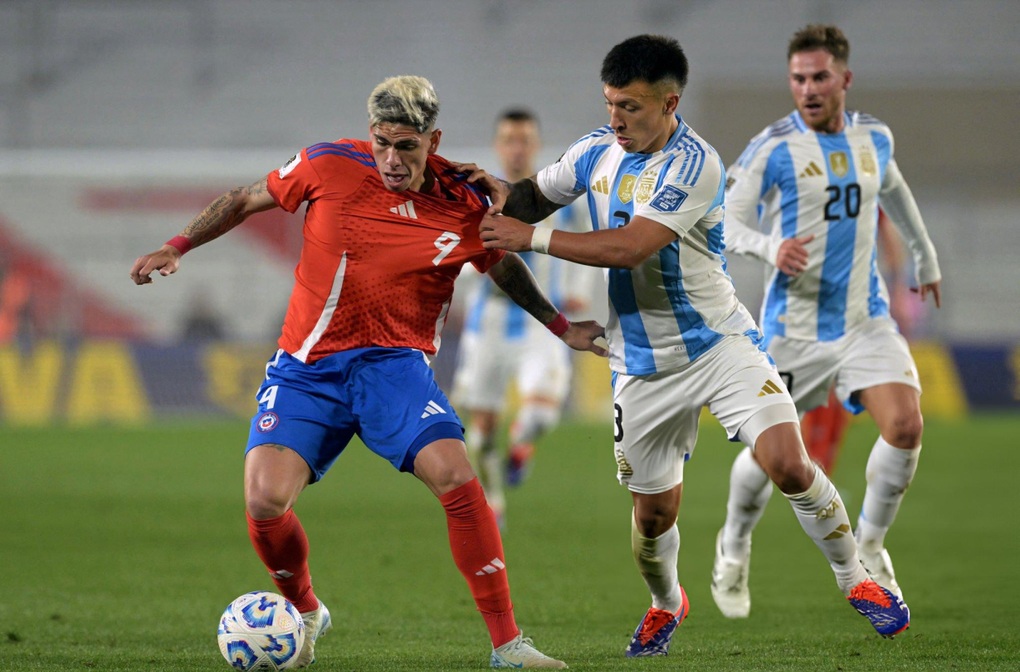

{"left": 848, "top": 579, "right": 910, "bottom": 638}
{"left": 625, "top": 586, "right": 690, "bottom": 657}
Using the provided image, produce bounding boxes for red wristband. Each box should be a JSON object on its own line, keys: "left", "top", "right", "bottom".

{"left": 165, "top": 235, "right": 193, "bottom": 255}
{"left": 546, "top": 312, "right": 570, "bottom": 337}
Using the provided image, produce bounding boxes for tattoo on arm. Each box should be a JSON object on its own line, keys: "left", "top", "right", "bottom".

{"left": 490, "top": 254, "right": 559, "bottom": 325}
{"left": 503, "top": 177, "right": 562, "bottom": 223}
{"left": 181, "top": 177, "right": 268, "bottom": 247}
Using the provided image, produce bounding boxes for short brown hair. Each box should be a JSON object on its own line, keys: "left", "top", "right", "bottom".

{"left": 787, "top": 24, "right": 850, "bottom": 64}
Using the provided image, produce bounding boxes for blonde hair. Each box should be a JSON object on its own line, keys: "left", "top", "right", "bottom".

{"left": 367, "top": 75, "right": 440, "bottom": 133}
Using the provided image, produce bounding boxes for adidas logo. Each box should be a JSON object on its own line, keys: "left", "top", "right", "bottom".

{"left": 592, "top": 176, "right": 610, "bottom": 194}
{"left": 757, "top": 380, "right": 783, "bottom": 396}
{"left": 420, "top": 400, "right": 447, "bottom": 419}
{"left": 798, "top": 161, "right": 824, "bottom": 178}
{"left": 390, "top": 200, "right": 418, "bottom": 219}
{"left": 475, "top": 557, "right": 506, "bottom": 576}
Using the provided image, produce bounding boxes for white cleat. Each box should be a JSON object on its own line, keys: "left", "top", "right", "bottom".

{"left": 711, "top": 529, "right": 751, "bottom": 619}
{"left": 859, "top": 546, "right": 903, "bottom": 600}
{"left": 293, "top": 600, "right": 332, "bottom": 668}
{"left": 491, "top": 632, "right": 568, "bottom": 669}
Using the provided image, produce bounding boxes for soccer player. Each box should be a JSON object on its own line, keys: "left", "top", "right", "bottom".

{"left": 711, "top": 25, "right": 941, "bottom": 619}
{"left": 469, "top": 35, "right": 910, "bottom": 655}
{"left": 130, "top": 75, "right": 608, "bottom": 669}
{"left": 451, "top": 108, "right": 594, "bottom": 526}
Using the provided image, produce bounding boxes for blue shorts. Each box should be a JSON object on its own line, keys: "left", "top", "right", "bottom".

{"left": 245, "top": 347, "right": 464, "bottom": 482}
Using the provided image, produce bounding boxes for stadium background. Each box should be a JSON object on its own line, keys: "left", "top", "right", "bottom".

{"left": 0, "top": 0, "right": 1016, "bottom": 427}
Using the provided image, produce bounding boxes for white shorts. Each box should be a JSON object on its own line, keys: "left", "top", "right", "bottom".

{"left": 766, "top": 317, "right": 921, "bottom": 415}
{"left": 451, "top": 323, "right": 572, "bottom": 412}
{"left": 612, "top": 334, "right": 799, "bottom": 495}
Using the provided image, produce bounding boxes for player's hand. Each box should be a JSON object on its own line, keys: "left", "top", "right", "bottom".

{"left": 560, "top": 319, "right": 608, "bottom": 357}
{"left": 130, "top": 245, "right": 182, "bottom": 285}
{"left": 480, "top": 213, "right": 534, "bottom": 252}
{"left": 451, "top": 162, "right": 508, "bottom": 214}
{"left": 775, "top": 234, "right": 814, "bottom": 276}
{"left": 912, "top": 280, "right": 942, "bottom": 308}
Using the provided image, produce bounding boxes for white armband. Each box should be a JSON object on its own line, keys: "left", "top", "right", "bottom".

{"left": 530, "top": 227, "right": 553, "bottom": 254}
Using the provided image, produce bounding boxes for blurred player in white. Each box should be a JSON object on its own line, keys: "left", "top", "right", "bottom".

{"left": 712, "top": 25, "right": 942, "bottom": 619}
{"left": 453, "top": 109, "right": 594, "bottom": 526}
{"left": 470, "top": 34, "right": 910, "bottom": 655}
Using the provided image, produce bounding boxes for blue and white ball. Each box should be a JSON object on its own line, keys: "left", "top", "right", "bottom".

{"left": 217, "top": 591, "right": 305, "bottom": 670}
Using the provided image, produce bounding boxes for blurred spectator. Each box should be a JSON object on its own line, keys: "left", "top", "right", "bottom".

{"left": 181, "top": 293, "right": 227, "bottom": 342}
{"left": 0, "top": 251, "right": 34, "bottom": 344}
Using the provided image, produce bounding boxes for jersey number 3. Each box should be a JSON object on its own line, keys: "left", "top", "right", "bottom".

{"left": 433, "top": 232, "right": 462, "bottom": 265}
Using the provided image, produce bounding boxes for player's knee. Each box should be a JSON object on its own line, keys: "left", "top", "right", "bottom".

{"left": 245, "top": 489, "right": 292, "bottom": 520}
{"left": 883, "top": 411, "right": 924, "bottom": 449}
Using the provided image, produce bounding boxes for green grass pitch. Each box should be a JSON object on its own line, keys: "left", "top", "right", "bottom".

{"left": 2, "top": 414, "right": 1017, "bottom": 670}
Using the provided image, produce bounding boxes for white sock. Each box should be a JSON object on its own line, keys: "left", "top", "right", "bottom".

{"left": 856, "top": 438, "right": 921, "bottom": 552}
{"left": 510, "top": 404, "right": 560, "bottom": 445}
{"left": 631, "top": 514, "right": 682, "bottom": 613}
{"left": 465, "top": 426, "right": 504, "bottom": 513}
{"left": 784, "top": 464, "right": 869, "bottom": 594}
{"left": 721, "top": 447, "right": 773, "bottom": 560}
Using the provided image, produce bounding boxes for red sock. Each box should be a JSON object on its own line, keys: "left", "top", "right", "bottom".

{"left": 246, "top": 510, "right": 319, "bottom": 614}
{"left": 803, "top": 392, "right": 849, "bottom": 475}
{"left": 440, "top": 478, "right": 518, "bottom": 647}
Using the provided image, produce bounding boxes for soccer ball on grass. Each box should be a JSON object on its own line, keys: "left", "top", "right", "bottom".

{"left": 217, "top": 591, "right": 305, "bottom": 670}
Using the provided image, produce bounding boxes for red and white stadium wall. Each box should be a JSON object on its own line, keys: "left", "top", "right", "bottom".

{"left": 0, "top": 339, "right": 1015, "bottom": 425}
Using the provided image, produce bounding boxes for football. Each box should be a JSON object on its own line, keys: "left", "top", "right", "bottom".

{"left": 217, "top": 591, "right": 306, "bottom": 670}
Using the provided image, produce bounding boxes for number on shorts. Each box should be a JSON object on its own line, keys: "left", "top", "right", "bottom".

{"left": 432, "top": 231, "right": 462, "bottom": 265}
{"left": 613, "top": 403, "right": 624, "bottom": 442}
{"left": 258, "top": 385, "right": 279, "bottom": 410}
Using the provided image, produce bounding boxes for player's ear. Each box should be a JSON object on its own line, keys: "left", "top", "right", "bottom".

{"left": 429, "top": 129, "right": 442, "bottom": 154}
{"left": 664, "top": 92, "right": 680, "bottom": 116}
{"left": 843, "top": 69, "right": 853, "bottom": 91}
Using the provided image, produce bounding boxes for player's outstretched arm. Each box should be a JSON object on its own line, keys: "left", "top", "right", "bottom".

{"left": 129, "top": 177, "right": 278, "bottom": 285}
{"left": 485, "top": 253, "right": 606, "bottom": 357}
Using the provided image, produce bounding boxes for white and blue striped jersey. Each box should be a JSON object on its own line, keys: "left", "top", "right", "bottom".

{"left": 724, "top": 110, "right": 941, "bottom": 343}
{"left": 537, "top": 114, "right": 759, "bottom": 375}
{"left": 462, "top": 205, "right": 588, "bottom": 339}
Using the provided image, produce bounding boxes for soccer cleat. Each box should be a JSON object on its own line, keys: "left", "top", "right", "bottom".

{"left": 490, "top": 632, "right": 568, "bottom": 669}
{"left": 293, "top": 600, "right": 332, "bottom": 668}
{"left": 859, "top": 546, "right": 903, "bottom": 599}
{"left": 710, "top": 529, "right": 751, "bottom": 618}
{"left": 847, "top": 579, "right": 910, "bottom": 638}
{"left": 624, "top": 585, "right": 690, "bottom": 657}
{"left": 506, "top": 443, "right": 535, "bottom": 487}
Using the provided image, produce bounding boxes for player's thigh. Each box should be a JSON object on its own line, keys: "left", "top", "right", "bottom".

{"left": 613, "top": 370, "right": 701, "bottom": 495}
{"left": 352, "top": 348, "right": 465, "bottom": 473}
{"left": 451, "top": 330, "right": 520, "bottom": 412}
{"left": 766, "top": 334, "right": 840, "bottom": 413}
{"left": 245, "top": 349, "right": 357, "bottom": 484}
{"left": 516, "top": 329, "right": 572, "bottom": 404}
{"left": 837, "top": 318, "right": 921, "bottom": 414}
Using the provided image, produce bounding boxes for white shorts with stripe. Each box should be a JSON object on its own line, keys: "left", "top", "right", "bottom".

{"left": 612, "top": 333, "right": 798, "bottom": 494}
{"left": 765, "top": 317, "right": 921, "bottom": 415}
{"left": 451, "top": 324, "right": 572, "bottom": 413}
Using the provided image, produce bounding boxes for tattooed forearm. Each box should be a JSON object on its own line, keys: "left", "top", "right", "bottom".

{"left": 180, "top": 178, "right": 267, "bottom": 247}
{"left": 489, "top": 254, "right": 560, "bottom": 325}
{"left": 503, "top": 177, "right": 562, "bottom": 224}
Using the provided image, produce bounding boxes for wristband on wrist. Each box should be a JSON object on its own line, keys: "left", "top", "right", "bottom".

{"left": 545, "top": 312, "right": 570, "bottom": 337}
{"left": 530, "top": 227, "right": 553, "bottom": 254}
{"left": 165, "top": 235, "right": 193, "bottom": 255}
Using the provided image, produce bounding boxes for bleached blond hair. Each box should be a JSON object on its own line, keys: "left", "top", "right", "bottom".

{"left": 367, "top": 75, "right": 440, "bottom": 133}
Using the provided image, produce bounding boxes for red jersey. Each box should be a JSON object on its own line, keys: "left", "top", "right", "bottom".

{"left": 266, "top": 139, "right": 504, "bottom": 363}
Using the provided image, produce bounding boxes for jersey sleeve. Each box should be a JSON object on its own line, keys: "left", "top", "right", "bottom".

{"left": 536, "top": 133, "right": 601, "bottom": 205}
{"left": 722, "top": 139, "right": 782, "bottom": 265}
{"left": 633, "top": 154, "right": 726, "bottom": 238}
{"left": 879, "top": 159, "right": 941, "bottom": 286}
{"left": 266, "top": 148, "right": 321, "bottom": 213}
